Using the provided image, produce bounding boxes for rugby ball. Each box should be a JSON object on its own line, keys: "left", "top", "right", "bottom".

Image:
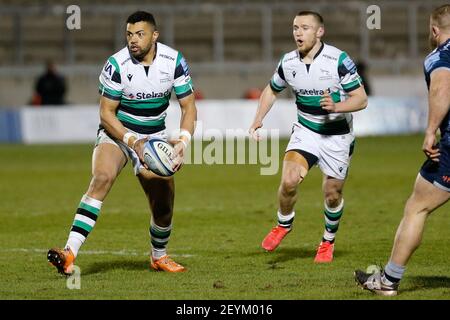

{"left": 143, "top": 139, "right": 175, "bottom": 176}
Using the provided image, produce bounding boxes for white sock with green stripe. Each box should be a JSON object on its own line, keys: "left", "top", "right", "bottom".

{"left": 150, "top": 222, "right": 172, "bottom": 260}
{"left": 322, "top": 199, "right": 344, "bottom": 244}
{"left": 277, "top": 210, "right": 295, "bottom": 229}
{"left": 66, "top": 194, "right": 102, "bottom": 258}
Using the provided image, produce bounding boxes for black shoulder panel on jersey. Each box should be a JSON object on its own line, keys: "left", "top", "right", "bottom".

{"left": 338, "top": 64, "right": 349, "bottom": 78}
{"left": 278, "top": 64, "right": 286, "bottom": 81}
{"left": 174, "top": 64, "right": 184, "bottom": 79}
{"left": 112, "top": 71, "right": 121, "bottom": 84}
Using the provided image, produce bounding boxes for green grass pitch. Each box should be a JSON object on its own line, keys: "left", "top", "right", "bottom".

{"left": 1, "top": 135, "right": 450, "bottom": 299}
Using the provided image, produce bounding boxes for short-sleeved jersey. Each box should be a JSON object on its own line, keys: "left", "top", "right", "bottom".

{"left": 98, "top": 42, "right": 194, "bottom": 134}
{"left": 270, "top": 42, "right": 363, "bottom": 135}
{"left": 424, "top": 38, "right": 450, "bottom": 141}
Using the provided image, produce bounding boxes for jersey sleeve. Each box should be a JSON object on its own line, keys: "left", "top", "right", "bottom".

{"left": 430, "top": 50, "right": 450, "bottom": 75}
{"left": 337, "top": 52, "right": 363, "bottom": 93}
{"left": 173, "top": 52, "right": 194, "bottom": 99}
{"left": 269, "top": 57, "right": 287, "bottom": 93}
{"left": 98, "top": 56, "right": 123, "bottom": 101}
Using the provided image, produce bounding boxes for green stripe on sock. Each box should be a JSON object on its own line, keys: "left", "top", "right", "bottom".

{"left": 79, "top": 202, "right": 100, "bottom": 216}
{"left": 151, "top": 241, "right": 168, "bottom": 249}
{"left": 325, "top": 223, "right": 339, "bottom": 232}
{"left": 324, "top": 209, "right": 343, "bottom": 219}
{"left": 73, "top": 220, "right": 93, "bottom": 232}
{"left": 150, "top": 227, "right": 171, "bottom": 238}
{"left": 150, "top": 225, "right": 171, "bottom": 250}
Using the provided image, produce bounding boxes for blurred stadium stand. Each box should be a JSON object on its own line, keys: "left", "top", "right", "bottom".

{"left": 0, "top": 0, "right": 447, "bottom": 105}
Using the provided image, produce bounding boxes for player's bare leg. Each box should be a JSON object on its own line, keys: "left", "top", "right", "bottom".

{"left": 48, "top": 143, "right": 127, "bottom": 275}
{"left": 138, "top": 173, "right": 185, "bottom": 272}
{"left": 390, "top": 174, "right": 450, "bottom": 266}
{"left": 314, "top": 176, "right": 345, "bottom": 263}
{"left": 262, "top": 151, "right": 309, "bottom": 251}
{"left": 355, "top": 174, "right": 450, "bottom": 295}
{"left": 278, "top": 152, "right": 310, "bottom": 214}
{"left": 87, "top": 143, "right": 128, "bottom": 200}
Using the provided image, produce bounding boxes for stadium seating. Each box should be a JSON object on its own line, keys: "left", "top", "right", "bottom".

{"left": 0, "top": 0, "right": 446, "bottom": 104}
{"left": 0, "top": 0, "right": 442, "bottom": 65}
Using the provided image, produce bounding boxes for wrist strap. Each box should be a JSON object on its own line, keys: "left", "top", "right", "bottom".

{"left": 179, "top": 129, "right": 192, "bottom": 144}
{"left": 123, "top": 132, "right": 138, "bottom": 147}
{"left": 178, "top": 139, "right": 188, "bottom": 149}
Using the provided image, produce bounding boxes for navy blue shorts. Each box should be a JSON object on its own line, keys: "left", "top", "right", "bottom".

{"left": 419, "top": 142, "right": 450, "bottom": 192}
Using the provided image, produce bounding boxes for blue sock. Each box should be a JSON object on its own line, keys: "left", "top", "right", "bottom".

{"left": 383, "top": 261, "right": 406, "bottom": 284}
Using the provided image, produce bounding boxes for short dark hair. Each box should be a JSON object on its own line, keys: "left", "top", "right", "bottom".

{"left": 126, "top": 11, "right": 157, "bottom": 29}
{"left": 297, "top": 11, "right": 324, "bottom": 25}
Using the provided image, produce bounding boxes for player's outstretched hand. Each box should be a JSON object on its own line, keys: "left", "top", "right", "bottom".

{"left": 422, "top": 130, "right": 440, "bottom": 162}
{"left": 170, "top": 139, "right": 186, "bottom": 172}
{"left": 249, "top": 120, "right": 263, "bottom": 141}
{"left": 320, "top": 90, "right": 337, "bottom": 112}
{"left": 132, "top": 138, "right": 150, "bottom": 169}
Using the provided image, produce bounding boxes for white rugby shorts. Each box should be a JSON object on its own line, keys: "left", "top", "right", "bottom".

{"left": 285, "top": 122, "right": 355, "bottom": 180}
{"left": 96, "top": 128, "right": 168, "bottom": 175}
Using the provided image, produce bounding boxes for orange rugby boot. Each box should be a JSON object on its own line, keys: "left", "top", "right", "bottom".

{"left": 150, "top": 255, "right": 186, "bottom": 273}
{"left": 261, "top": 225, "right": 291, "bottom": 251}
{"left": 47, "top": 247, "right": 75, "bottom": 275}
{"left": 314, "top": 241, "right": 334, "bottom": 263}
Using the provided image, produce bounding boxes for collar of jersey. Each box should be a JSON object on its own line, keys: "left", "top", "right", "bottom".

{"left": 438, "top": 38, "right": 450, "bottom": 50}
{"left": 298, "top": 41, "right": 324, "bottom": 63}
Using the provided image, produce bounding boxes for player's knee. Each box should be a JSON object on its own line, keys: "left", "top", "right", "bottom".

{"left": 404, "top": 196, "right": 432, "bottom": 217}
{"left": 324, "top": 190, "right": 342, "bottom": 208}
{"left": 281, "top": 174, "right": 302, "bottom": 194}
{"left": 91, "top": 171, "right": 115, "bottom": 190}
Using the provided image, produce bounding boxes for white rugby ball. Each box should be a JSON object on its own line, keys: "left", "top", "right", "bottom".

{"left": 143, "top": 139, "right": 175, "bottom": 176}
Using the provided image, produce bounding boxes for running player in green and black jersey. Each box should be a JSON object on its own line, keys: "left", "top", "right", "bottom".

{"left": 48, "top": 11, "right": 197, "bottom": 274}
{"left": 250, "top": 11, "right": 368, "bottom": 263}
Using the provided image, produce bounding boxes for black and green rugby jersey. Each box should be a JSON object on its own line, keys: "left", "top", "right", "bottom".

{"left": 99, "top": 42, "right": 194, "bottom": 134}
{"left": 270, "top": 42, "right": 363, "bottom": 135}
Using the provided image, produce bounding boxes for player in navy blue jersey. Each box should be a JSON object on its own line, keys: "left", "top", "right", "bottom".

{"left": 354, "top": 4, "right": 450, "bottom": 296}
